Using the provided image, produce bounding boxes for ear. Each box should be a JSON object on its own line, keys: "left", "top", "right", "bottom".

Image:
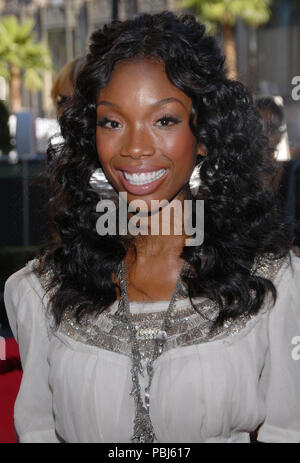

{"left": 196, "top": 143, "right": 207, "bottom": 157}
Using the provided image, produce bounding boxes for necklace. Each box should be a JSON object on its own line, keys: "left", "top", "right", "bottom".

{"left": 116, "top": 259, "right": 189, "bottom": 443}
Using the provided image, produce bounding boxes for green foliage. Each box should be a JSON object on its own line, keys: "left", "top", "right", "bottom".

{"left": 180, "top": 0, "right": 273, "bottom": 27}
{"left": 0, "top": 15, "right": 52, "bottom": 91}
{"left": 0, "top": 100, "right": 13, "bottom": 154}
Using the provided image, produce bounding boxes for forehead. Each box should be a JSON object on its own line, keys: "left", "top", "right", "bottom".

{"left": 97, "top": 58, "right": 191, "bottom": 108}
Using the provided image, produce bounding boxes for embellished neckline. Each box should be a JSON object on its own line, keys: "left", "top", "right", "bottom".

{"left": 110, "top": 296, "right": 208, "bottom": 314}
{"left": 30, "top": 252, "right": 290, "bottom": 353}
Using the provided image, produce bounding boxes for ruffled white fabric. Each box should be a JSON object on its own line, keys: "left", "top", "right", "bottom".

{"left": 4, "top": 252, "right": 300, "bottom": 443}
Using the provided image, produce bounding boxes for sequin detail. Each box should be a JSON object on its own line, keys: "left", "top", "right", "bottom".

{"left": 32, "top": 253, "right": 288, "bottom": 357}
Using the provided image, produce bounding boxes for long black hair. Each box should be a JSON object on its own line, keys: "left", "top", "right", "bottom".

{"left": 34, "top": 12, "right": 289, "bottom": 328}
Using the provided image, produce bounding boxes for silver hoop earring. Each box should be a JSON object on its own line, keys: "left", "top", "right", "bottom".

{"left": 189, "top": 164, "right": 201, "bottom": 197}
{"left": 89, "top": 168, "right": 114, "bottom": 196}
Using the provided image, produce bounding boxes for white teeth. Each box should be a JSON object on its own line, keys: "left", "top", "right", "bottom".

{"left": 123, "top": 169, "right": 166, "bottom": 185}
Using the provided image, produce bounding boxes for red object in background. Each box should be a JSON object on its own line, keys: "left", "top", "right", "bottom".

{"left": 0, "top": 338, "right": 22, "bottom": 443}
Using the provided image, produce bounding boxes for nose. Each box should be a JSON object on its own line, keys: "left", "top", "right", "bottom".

{"left": 120, "top": 125, "right": 155, "bottom": 158}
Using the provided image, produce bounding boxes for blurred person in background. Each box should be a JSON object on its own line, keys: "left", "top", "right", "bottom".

{"left": 47, "top": 56, "right": 86, "bottom": 242}
{"left": 257, "top": 97, "right": 300, "bottom": 256}
{"left": 256, "top": 96, "right": 287, "bottom": 190}
{"left": 51, "top": 56, "right": 86, "bottom": 115}
{"left": 256, "top": 97, "right": 286, "bottom": 151}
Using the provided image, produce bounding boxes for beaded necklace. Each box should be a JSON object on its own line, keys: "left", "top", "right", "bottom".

{"left": 116, "top": 259, "right": 188, "bottom": 443}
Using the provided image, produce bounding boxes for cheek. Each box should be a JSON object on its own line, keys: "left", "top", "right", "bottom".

{"left": 162, "top": 129, "right": 197, "bottom": 165}
{"left": 96, "top": 130, "right": 117, "bottom": 165}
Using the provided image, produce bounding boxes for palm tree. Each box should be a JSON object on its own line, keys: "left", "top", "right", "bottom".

{"left": 179, "top": 0, "right": 273, "bottom": 79}
{"left": 0, "top": 15, "right": 52, "bottom": 112}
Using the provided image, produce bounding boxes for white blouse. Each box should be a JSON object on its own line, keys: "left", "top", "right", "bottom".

{"left": 4, "top": 252, "right": 300, "bottom": 443}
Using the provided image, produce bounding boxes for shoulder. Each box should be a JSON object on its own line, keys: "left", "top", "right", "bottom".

{"left": 270, "top": 250, "right": 300, "bottom": 315}
{"left": 250, "top": 250, "right": 300, "bottom": 332}
{"left": 4, "top": 258, "right": 52, "bottom": 338}
{"left": 209, "top": 251, "right": 298, "bottom": 343}
{"left": 4, "top": 258, "right": 47, "bottom": 304}
{"left": 253, "top": 250, "right": 300, "bottom": 304}
{"left": 268, "top": 250, "right": 300, "bottom": 293}
{"left": 256, "top": 252, "right": 300, "bottom": 443}
{"left": 252, "top": 251, "right": 292, "bottom": 283}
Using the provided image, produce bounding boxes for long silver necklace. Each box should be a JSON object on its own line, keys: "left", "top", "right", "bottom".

{"left": 116, "top": 259, "right": 188, "bottom": 443}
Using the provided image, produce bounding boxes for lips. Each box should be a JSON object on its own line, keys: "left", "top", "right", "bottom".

{"left": 116, "top": 166, "right": 170, "bottom": 195}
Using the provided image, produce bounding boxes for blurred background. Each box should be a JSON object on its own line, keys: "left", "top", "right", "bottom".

{"left": 0, "top": 0, "right": 299, "bottom": 442}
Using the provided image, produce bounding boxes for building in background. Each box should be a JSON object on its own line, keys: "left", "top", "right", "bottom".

{"left": 0, "top": 0, "right": 177, "bottom": 117}
{"left": 236, "top": 0, "right": 300, "bottom": 153}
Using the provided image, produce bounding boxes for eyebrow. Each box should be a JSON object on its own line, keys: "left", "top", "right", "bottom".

{"left": 96, "top": 97, "right": 186, "bottom": 109}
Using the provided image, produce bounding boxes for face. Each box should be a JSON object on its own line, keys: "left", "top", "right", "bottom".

{"left": 96, "top": 58, "right": 203, "bottom": 209}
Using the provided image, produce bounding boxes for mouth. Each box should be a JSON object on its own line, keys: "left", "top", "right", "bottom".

{"left": 123, "top": 168, "right": 167, "bottom": 185}
{"left": 116, "top": 167, "right": 169, "bottom": 195}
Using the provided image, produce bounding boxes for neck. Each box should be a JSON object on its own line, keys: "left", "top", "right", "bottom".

{"left": 127, "top": 185, "right": 193, "bottom": 258}
{"left": 132, "top": 234, "right": 186, "bottom": 258}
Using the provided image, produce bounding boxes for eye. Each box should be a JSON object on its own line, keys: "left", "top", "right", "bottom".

{"left": 97, "top": 117, "right": 121, "bottom": 129}
{"left": 156, "top": 114, "right": 181, "bottom": 127}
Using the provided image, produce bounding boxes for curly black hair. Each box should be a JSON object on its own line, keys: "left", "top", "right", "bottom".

{"left": 34, "top": 11, "right": 290, "bottom": 328}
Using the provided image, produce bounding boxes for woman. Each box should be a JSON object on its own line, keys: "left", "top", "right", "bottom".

{"left": 4, "top": 12, "right": 300, "bottom": 443}
{"left": 51, "top": 56, "right": 86, "bottom": 114}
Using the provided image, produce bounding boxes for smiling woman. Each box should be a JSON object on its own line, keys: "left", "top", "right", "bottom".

{"left": 95, "top": 59, "right": 202, "bottom": 208}
{"left": 4, "top": 12, "right": 300, "bottom": 443}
